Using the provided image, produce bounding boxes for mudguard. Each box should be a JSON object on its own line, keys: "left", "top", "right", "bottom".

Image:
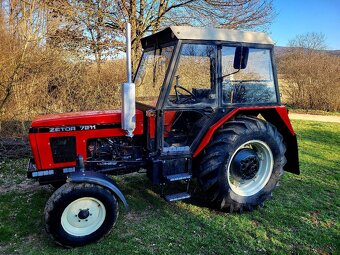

{"left": 193, "top": 106, "right": 300, "bottom": 175}
{"left": 68, "top": 171, "right": 129, "bottom": 210}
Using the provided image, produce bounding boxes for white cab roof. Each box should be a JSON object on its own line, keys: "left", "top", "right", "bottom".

{"left": 169, "top": 26, "right": 273, "bottom": 45}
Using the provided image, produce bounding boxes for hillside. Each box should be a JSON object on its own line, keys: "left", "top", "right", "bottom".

{"left": 274, "top": 46, "right": 340, "bottom": 56}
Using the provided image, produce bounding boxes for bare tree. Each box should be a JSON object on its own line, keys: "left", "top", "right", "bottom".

{"left": 46, "top": 0, "right": 275, "bottom": 70}
{"left": 106, "top": 0, "right": 275, "bottom": 69}
{"left": 46, "top": 0, "right": 122, "bottom": 71}
{"left": 0, "top": 0, "right": 276, "bottom": 139}
{"left": 0, "top": 0, "right": 45, "bottom": 113}
{"left": 277, "top": 33, "right": 340, "bottom": 111}
{"left": 288, "top": 32, "right": 326, "bottom": 51}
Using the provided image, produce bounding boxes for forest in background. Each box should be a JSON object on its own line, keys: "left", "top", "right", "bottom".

{"left": 0, "top": 0, "right": 339, "bottom": 140}
{"left": 0, "top": 0, "right": 275, "bottom": 137}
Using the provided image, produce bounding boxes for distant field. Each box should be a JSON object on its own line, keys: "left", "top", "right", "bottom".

{"left": 0, "top": 120, "right": 339, "bottom": 255}
{"left": 288, "top": 108, "right": 340, "bottom": 116}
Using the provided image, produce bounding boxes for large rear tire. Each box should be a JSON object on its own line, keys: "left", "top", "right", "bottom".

{"left": 198, "top": 116, "right": 286, "bottom": 212}
{"left": 44, "top": 182, "right": 118, "bottom": 247}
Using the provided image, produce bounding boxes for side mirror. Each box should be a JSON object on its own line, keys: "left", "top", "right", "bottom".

{"left": 233, "top": 46, "right": 249, "bottom": 69}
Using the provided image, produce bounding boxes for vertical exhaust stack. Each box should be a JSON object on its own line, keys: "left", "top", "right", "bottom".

{"left": 121, "top": 23, "right": 136, "bottom": 137}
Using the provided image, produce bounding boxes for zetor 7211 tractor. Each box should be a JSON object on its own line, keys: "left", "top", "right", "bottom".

{"left": 27, "top": 25, "right": 299, "bottom": 247}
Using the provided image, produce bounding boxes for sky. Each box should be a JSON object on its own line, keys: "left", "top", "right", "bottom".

{"left": 269, "top": 0, "right": 340, "bottom": 49}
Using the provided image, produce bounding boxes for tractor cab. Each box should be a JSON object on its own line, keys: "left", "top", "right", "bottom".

{"left": 134, "top": 26, "right": 279, "bottom": 155}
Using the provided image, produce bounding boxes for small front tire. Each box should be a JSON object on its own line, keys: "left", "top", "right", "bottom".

{"left": 44, "top": 182, "right": 118, "bottom": 247}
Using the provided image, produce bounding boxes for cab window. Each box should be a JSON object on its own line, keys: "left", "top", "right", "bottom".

{"left": 166, "top": 43, "right": 217, "bottom": 107}
{"left": 222, "top": 47, "right": 277, "bottom": 104}
{"left": 135, "top": 46, "right": 174, "bottom": 106}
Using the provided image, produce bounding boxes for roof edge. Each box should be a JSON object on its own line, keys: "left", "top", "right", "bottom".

{"left": 141, "top": 26, "right": 274, "bottom": 49}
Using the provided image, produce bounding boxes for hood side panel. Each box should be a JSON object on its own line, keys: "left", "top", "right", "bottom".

{"left": 31, "top": 109, "right": 144, "bottom": 127}
{"left": 29, "top": 109, "right": 145, "bottom": 170}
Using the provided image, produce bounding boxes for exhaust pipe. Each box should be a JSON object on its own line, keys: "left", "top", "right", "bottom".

{"left": 121, "top": 23, "right": 136, "bottom": 137}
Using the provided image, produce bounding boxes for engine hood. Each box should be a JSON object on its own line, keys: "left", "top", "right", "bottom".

{"left": 31, "top": 109, "right": 144, "bottom": 128}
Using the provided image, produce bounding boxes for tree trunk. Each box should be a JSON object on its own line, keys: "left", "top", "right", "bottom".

{"left": 128, "top": 0, "right": 136, "bottom": 73}
{"left": 153, "top": 0, "right": 166, "bottom": 33}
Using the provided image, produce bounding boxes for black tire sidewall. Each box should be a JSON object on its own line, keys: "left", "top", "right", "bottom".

{"left": 47, "top": 185, "right": 117, "bottom": 247}
{"left": 219, "top": 130, "right": 283, "bottom": 205}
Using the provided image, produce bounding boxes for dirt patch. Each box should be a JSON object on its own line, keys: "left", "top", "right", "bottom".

{"left": 0, "top": 179, "right": 48, "bottom": 194}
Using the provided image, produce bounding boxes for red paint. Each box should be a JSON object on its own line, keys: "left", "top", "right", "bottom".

{"left": 31, "top": 109, "right": 144, "bottom": 127}
{"left": 30, "top": 108, "right": 177, "bottom": 170}
{"left": 193, "top": 108, "right": 237, "bottom": 158}
{"left": 193, "top": 106, "right": 295, "bottom": 157}
{"left": 275, "top": 107, "right": 295, "bottom": 134}
{"left": 28, "top": 134, "right": 42, "bottom": 170}
{"left": 30, "top": 109, "right": 144, "bottom": 170}
{"left": 31, "top": 128, "right": 142, "bottom": 170}
{"left": 30, "top": 105, "right": 295, "bottom": 171}
{"left": 148, "top": 111, "right": 177, "bottom": 139}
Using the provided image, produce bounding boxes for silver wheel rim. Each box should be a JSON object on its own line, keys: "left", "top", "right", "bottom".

{"left": 227, "top": 140, "right": 274, "bottom": 197}
{"left": 61, "top": 197, "right": 106, "bottom": 236}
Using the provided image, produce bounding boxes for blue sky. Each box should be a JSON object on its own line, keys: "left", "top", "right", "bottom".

{"left": 269, "top": 0, "right": 340, "bottom": 49}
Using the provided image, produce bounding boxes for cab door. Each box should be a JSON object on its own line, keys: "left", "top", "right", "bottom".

{"left": 161, "top": 43, "right": 218, "bottom": 153}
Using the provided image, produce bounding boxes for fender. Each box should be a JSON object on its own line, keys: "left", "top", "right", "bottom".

{"left": 193, "top": 106, "right": 299, "bottom": 175}
{"left": 68, "top": 171, "right": 129, "bottom": 210}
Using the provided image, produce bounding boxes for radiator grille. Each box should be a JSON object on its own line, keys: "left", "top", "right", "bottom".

{"left": 50, "top": 136, "right": 76, "bottom": 163}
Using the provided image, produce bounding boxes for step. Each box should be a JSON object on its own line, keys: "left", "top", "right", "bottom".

{"left": 163, "top": 146, "right": 190, "bottom": 154}
{"left": 166, "top": 173, "right": 192, "bottom": 182}
{"left": 165, "top": 192, "right": 191, "bottom": 202}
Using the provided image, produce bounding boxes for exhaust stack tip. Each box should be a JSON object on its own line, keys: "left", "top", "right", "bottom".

{"left": 126, "top": 23, "right": 132, "bottom": 84}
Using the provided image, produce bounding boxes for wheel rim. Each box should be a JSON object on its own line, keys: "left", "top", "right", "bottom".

{"left": 61, "top": 197, "right": 106, "bottom": 236}
{"left": 227, "top": 140, "right": 274, "bottom": 197}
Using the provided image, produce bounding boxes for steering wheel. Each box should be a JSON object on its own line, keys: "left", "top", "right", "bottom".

{"left": 174, "top": 85, "right": 197, "bottom": 103}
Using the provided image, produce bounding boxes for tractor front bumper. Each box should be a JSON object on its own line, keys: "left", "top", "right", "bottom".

{"left": 27, "top": 158, "right": 60, "bottom": 179}
{"left": 27, "top": 158, "right": 37, "bottom": 178}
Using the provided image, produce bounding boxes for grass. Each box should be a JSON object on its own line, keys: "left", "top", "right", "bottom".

{"left": 0, "top": 119, "right": 339, "bottom": 255}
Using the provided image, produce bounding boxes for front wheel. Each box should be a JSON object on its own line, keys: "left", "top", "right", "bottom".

{"left": 198, "top": 116, "right": 286, "bottom": 212}
{"left": 44, "top": 183, "right": 118, "bottom": 247}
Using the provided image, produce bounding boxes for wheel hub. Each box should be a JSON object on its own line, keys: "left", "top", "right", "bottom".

{"left": 61, "top": 197, "right": 106, "bottom": 236}
{"left": 230, "top": 148, "right": 260, "bottom": 181}
{"left": 227, "top": 140, "right": 274, "bottom": 197}
{"left": 78, "top": 209, "right": 90, "bottom": 220}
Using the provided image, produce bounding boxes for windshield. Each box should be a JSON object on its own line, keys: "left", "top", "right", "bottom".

{"left": 134, "top": 45, "right": 174, "bottom": 106}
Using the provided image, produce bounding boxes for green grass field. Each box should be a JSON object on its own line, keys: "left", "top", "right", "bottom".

{"left": 0, "top": 120, "right": 339, "bottom": 255}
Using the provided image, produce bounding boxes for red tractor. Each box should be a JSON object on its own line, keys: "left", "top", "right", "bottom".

{"left": 27, "top": 25, "right": 299, "bottom": 247}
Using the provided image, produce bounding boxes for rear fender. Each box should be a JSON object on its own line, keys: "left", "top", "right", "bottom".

{"left": 68, "top": 171, "right": 129, "bottom": 210}
{"left": 193, "top": 106, "right": 299, "bottom": 175}
{"left": 260, "top": 108, "right": 299, "bottom": 175}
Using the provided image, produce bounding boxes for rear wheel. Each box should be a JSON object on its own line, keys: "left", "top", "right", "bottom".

{"left": 44, "top": 183, "right": 118, "bottom": 247}
{"left": 198, "top": 116, "right": 286, "bottom": 212}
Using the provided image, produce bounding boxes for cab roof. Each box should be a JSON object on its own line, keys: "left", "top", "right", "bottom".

{"left": 141, "top": 26, "right": 274, "bottom": 49}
